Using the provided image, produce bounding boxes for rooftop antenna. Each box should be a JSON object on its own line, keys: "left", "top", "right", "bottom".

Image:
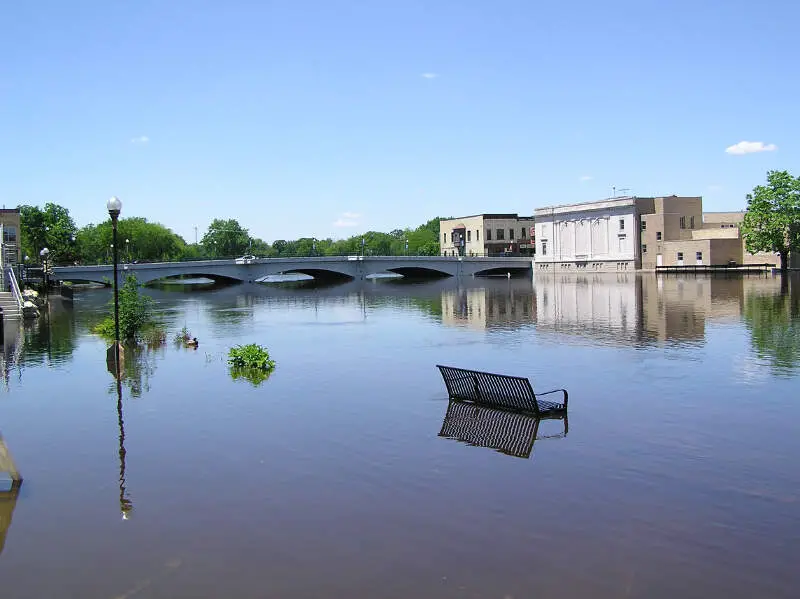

{"left": 618, "top": 187, "right": 631, "bottom": 197}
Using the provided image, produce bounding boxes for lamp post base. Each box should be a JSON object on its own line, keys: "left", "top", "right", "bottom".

{"left": 106, "top": 343, "right": 125, "bottom": 378}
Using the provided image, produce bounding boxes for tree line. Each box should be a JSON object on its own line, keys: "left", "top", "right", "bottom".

{"left": 17, "top": 205, "right": 443, "bottom": 266}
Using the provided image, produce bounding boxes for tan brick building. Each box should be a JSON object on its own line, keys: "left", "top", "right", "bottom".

{"left": 0, "top": 209, "right": 21, "bottom": 267}
{"left": 439, "top": 214, "right": 535, "bottom": 257}
{"left": 645, "top": 210, "right": 783, "bottom": 269}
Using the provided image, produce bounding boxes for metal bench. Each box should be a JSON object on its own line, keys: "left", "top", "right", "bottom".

{"left": 436, "top": 365, "right": 568, "bottom": 416}
{"left": 439, "top": 399, "right": 567, "bottom": 459}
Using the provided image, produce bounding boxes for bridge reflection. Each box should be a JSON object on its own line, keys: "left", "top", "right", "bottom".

{"left": 439, "top": 399, "right": 567, "bottom": 459}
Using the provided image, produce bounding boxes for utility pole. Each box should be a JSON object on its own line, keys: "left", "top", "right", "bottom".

{"left": 194, "top": 226, "right": 198, "bottom": 245}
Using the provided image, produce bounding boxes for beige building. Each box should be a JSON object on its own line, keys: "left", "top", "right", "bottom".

{"left": 0, "top": 209, "right": 21, "bottom": 267}
{"left": 440, "top": 214, "right": 535, "bottom": 257}
{"left": 645, "top": 210, "right": 783, "bottom": 269}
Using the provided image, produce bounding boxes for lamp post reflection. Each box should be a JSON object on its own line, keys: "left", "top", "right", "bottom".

{"left": 115, "top": 373, "right": 133, "bottom": 519}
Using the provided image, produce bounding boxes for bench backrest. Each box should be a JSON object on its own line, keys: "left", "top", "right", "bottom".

{"left": 436, "top": 365, "right": 540, "bottom": 414}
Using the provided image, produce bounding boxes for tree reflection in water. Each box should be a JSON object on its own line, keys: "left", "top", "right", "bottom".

{"left": 743, "top": 276, "right": 800, "bottom": 375}
{"left": 107, "top": 343, "right": 162, "bottom": 399}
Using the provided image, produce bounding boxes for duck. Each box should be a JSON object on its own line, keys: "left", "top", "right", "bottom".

{"left": 184, "top": 337, "right": 199, "bottom": 348}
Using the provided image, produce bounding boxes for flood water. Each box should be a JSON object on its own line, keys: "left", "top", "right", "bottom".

{"left": 1, "top": 273, "right": 799, "bottom": 598}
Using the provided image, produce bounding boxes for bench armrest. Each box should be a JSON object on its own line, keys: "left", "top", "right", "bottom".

{"left": 536, "top": 388, "right": 568, "bottom": 408}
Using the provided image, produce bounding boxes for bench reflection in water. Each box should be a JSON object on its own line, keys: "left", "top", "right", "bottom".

{"left": 438, "top": 399, "right": 567, "bottom": 459}
{"left": 0, "top": 434, "right": 22, "bottom": 557}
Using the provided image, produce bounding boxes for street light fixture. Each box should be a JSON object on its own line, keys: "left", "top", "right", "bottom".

{"left": 39, "top": 247, "right": 50, "bottom": 289}
{"left": 405, "top": 238, "right": 409, "bottom": 256}
{"left": 107, "top": 196, "right": 122, "bottom": 376}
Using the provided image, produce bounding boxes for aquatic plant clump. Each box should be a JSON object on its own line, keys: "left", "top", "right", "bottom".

{"left": 227, "top": 344, "right": 276, "bottom": 372}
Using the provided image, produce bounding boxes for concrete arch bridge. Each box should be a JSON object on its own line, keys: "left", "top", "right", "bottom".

{"left": 52, "top": 256, "right": 533, "bottom": 286}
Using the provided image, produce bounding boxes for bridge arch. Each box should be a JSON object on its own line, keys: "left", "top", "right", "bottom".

{"left": 280, "top": 268, "right": 354, "bottom": 282}
{"left": 385, "top": 266, "right": 452, "bottom": 279}
{"left": 473, "top": 266, "right": 531, "bottom": 278}
{"left": 142, "top": 272, "right": 244, "bottom": 286}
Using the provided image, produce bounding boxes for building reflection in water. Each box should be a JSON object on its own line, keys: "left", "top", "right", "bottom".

{"left": 441, "top": 280, "right": 535, "bottom": 330}
{"left": 534, "top": 273, "right": 784, "bottom": 346}
{"left": 1, "top": 321, "right": 24, "bottom": 391}
{"left": 439, "top": 400, "right": 567, "bottom": 459}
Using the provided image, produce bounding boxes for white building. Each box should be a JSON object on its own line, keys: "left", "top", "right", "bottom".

{"left": 534, "top": 197, "right": 644, "bottom": 271}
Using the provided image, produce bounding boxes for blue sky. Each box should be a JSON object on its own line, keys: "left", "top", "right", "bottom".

{"left": 1, "top": 0, "right": 797, "bottom": 243}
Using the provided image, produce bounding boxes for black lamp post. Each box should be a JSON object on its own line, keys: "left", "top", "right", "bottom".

{"left": 39, "top": 247, "right": 49, "bottom": 289}
{"left": 107, "top": 196, "right": 122, "bottom": 373}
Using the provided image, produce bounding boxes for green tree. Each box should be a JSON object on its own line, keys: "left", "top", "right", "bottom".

{"left": 201, "top": 219, "right": 251, "bottom": 258}
{"left": 19, "top": 203, "right": 79, "bottom": 265}
{"left": 741, "top": 170, "right": 800, "bottom": 273}
{"left": 75, "top": 218, "right": 187, "bottom": 264}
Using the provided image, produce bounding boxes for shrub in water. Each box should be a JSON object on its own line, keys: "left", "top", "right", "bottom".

{"left": 227, "top": 344, "right": 276, "bottom": 371}
{"left": 174, "top": 326, "right": 192, "bottom": 344}
{"left": 93, "top": 275, "right": 157, "bottom": 342}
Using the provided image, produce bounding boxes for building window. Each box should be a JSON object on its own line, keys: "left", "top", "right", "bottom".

{"left": 496, "top": 229, "right": 505, "bottom": 240}
{"left": 443, "top": 233, "right": 447, "bottom": 243}
{"left": 509, "top": 228, "right": 514, "bottom": 240}
{"left": 680, "top": 216, "right": 686, "bottom": 229}
{"left": 541, "top": 240, "right": 547, "bottom": 256}
{"left": 677, "top": 252, "right": 684, "bottom": 261}
{"left": 642, "top": 244, "right": 647, "bottom": 253}
{"left": 467, "top": 230, "right": 471, "bottom": 242}
{"left": 641, "top": 219, "right": 646, "bottom": 231}
{"left": 486, "top": 229, "right": 491, "bottom": 241}
{"left": 696, "top": 251, "right": 702, "bottom": 261}
{"left": 521, "top": 227, "right": 527, "bottom": 238}
{"left": 656, "top": 231, "right": 662, "bottom": 241}
{"left": 690, "top": 216, "right": 695, "bottom": 229}
{"left": 619, "top": 218, "right": 625, "bottom": 230}
{"left": 476, "top": 229, "right": 480, "bottom": 241}
{"left": 2, "top": 225, "right": 17, "bottom": 243}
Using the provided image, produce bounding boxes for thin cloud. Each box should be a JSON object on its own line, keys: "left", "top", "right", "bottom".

{"left": 333, "top": 212, "right": 361, "bottom": 228}
{"left": 130, "top": 135, "right": 150, "bottom": 144}
{"left": 724, "top": 141, "right": 777, "bottom": 155}
{"left": 708, "top": 184, "right": 723, "bottom": 192}
{"left": 421, "top": 73, "right": 439, "bottom": 79}
{"left": 579, "top": 175, "right": 593, "bottom": 181}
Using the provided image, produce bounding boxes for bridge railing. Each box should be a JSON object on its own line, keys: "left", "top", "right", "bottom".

{"left": 59, "top": 253, "right": 534, "bottom": 267}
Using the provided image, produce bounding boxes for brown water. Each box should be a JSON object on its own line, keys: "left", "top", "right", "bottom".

{"left": 1, "top": 273, "right": 798, "bottom": 598}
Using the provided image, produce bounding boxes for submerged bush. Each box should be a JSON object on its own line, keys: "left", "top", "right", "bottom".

{"left": 93, "top": 275, "right": 156, "bottom": 341}
{"left": 227, "top": 344, "right": 276, "bottom": 387}
{"left": 174, "top": 326, "right": 192, "bottom": 344}
{"left": 227, "top": 344, "right": 276, "bottom": 371}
